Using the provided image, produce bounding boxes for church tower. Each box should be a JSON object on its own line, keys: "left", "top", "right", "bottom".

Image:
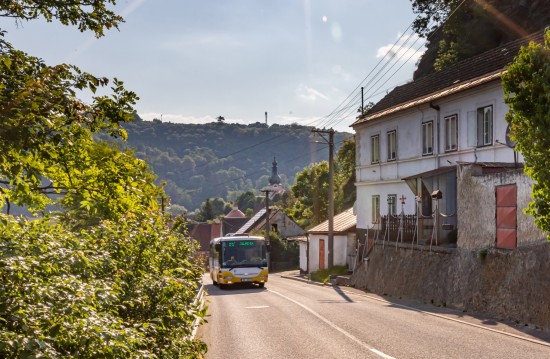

{"left": 269, "top": 156, "right": 282, "bottom": 185}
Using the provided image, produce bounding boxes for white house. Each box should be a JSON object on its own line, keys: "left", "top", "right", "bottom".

{"left": 307, "top": 208, "right": 356, "bottom": 273}
{"left": 351, "top": 31, "right": 544, "bottom": 247}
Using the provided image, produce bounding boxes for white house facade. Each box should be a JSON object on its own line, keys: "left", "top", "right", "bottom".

{"left": 351, "top": 32, "right": 543, "bottom": 244}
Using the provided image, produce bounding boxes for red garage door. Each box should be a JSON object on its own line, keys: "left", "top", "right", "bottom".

{"left": 495, "top": 184, "right": 517, "bottom": 249}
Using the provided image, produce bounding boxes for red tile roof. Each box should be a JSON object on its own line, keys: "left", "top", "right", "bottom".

{"left": 226, "top": 207, "right": 245, "bottom": 218}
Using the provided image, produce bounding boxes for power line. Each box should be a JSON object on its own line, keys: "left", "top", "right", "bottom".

{"left": 318, "top": 0, "right": 469, "bottom": 129}
{"left": 208, "top": 136, "right": 351, "bottom": 190}
{"left": 316, "top": 23, "right": 420, "bottom": 129}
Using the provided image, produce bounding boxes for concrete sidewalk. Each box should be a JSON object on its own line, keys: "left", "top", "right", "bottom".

{"left": 275, "top": 270, "right": 550, "bottom": 347}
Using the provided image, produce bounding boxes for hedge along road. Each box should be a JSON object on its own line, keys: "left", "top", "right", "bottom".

{"left": 196, "top": 273, "right": 550, "bottom": 359}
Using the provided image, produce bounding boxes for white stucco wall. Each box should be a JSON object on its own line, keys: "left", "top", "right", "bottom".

{"left": 354, "top": 81, "right": 521, "bottom": 231}
{"left": 299, "top": 241, "right": 307, "bottom": 272}
{"left": 308, "top": 233, "right": 354, "bottom": 272}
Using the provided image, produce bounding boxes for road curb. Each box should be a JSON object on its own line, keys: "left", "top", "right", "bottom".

{"left": 279, "top": 274, "right": 334, "bottom": 287}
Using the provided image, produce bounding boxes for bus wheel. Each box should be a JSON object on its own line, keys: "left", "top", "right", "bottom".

{"left": 219, "top": 283, "right": 226, "bottom": 290}
{"left": 258, "top": 283, "right": 265, "bottom": 288}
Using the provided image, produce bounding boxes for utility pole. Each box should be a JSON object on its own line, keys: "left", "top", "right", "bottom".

{"left": 261, "top": 187, "right": 272, "bottom": 269}
{"left": 311, "top": 128, "right": 335, "bottom": 269}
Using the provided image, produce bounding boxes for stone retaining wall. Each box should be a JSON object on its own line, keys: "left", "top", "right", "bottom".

{"left": 351, "top": 240, "right": 550, "bottom": 329}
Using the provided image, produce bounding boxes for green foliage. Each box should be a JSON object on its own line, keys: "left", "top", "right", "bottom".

{"left": 0, "top": 0, "right": 124, "bottom": 37}
{"left": 235, "top": 191, "right": 256, "bottom": 214}
{"left": 286, "top": 138, "right": 356, "bottom": 229}
{"left": 268, "top": 231, "right": 298, "bottom": 266}
{"left": 410, "top": 0, "right": 461, "bottom": 38}
{"left": 411, "top": 0, "right": 550, "bottom": 78}
{"left": 193, "top": 197, "right": 231, "bottom": 222}
{"left": 502, "top": 29, "right": 550, "bottom": 239}
{"left": 335, "top": 138, "right": 356, "bottom": 211}
{"left": 310, "top": 265, "right": 349, "bottom": 284}
{"left": 0, "top": 38, "right": 138, "bottom": 215}
{"left": 120, "top": 121, "right": 351, "bottom": 212}
{"left": 0, "top": 213, "right": 207, "bottom": 358}
{"left": 286, "top": 161, "right": 329, "bottom": 228}
{"left": 0, "top": 1, "right": 207, "bottom": 356}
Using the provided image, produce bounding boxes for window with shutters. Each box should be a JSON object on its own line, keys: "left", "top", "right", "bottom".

{"left": 422, "top": 121, "right": 433, "bottom": 155}
{"left": 445, "top": 114, "right": 458, "bottom": 152}
{"left": 372, "top": 195, "right": 380, "bottom": 223}
{"left": 371, "top": 135, "right": 379, "bottom": 164}
{"left": 387, "top": 130, "right": 397, "bottom": 161}
{"left": 477, "top": 105, "right": 493, "bottom": 146}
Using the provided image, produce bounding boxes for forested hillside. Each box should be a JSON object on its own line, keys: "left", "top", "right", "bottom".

{"left": 119, "top": 117, "right": 352, "bottom": 212}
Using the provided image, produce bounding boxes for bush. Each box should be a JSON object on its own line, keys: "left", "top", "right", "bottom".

{"left": 0, "top": 214, "right": 207, "bottom": 358}
{"left": 310, "top": 265, "right": 349, "bottom": 283}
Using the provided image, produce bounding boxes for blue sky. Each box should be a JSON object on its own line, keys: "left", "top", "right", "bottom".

{"left": 3, "top": 0, "right": 424, "bottom": 133}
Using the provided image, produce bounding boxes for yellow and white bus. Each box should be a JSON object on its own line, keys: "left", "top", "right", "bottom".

{"left": 209, "top": 235, "right": 268, "bottom": 288}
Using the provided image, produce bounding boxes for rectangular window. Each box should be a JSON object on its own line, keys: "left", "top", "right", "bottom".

{"left": 477, "top": 105, "right": 493, "bottom": 146}
{"left": 371, "top": 135, "right": 379, "bottom": 164}
{"left": 422, "top": 121, "right": 433, "bottom": 155}
{"left": 387, "top": 194, "right": 397, "bottom": 215}
{"left": 387, "top": 130, "right": 397, "bottom": 161}
{"left": 445, "top": 115, "right": 458, "bottom": 152}
{"left": 372, "top": 195, "right": 380, "bottom": 224}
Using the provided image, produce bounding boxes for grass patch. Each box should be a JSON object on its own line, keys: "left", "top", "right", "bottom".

{"left": 310, "top": 265, "right": 349, "bottom": 283}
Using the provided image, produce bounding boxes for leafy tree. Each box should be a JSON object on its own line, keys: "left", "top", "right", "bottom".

{"left": 287, "top": 161, "right": 329, "bottom": 228}
{"left": 410, "top": 0, "right": 550, "bottom": 78}
{"left": 285, "top": 138, "right": 356, "bottom": 228}
{"left": 335, "top": 138, "right": 356, "bottom": 211}
{"left": 0, "top": 0, "right": 123, "bottom": 37}
{"left": 121, "top": 121, "right": 351, "bottom": 212}
{"left": 267, "top": 231, "right": 298, "bottom": 267}
{"left": 502, "top": 29, "right": 550, "bottom": 239}
{"left": 0, "top": 39, "right": 137, "bottom": 214}
{"left": 194, "top": 197, "right": 231, "bottom": 222}
{"left": 195, "top": 198, "right": 215, "bottom": 222}
{"left": 0, "top": 1, "right": 207, "bottom": 357}
{"left": 236, "top": 190, "right": 257, "bottom": 213}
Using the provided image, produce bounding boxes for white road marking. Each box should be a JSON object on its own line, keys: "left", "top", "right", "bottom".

{"left": 268, "top": 289, "right": 395, "bottom": 359}
{"left": 245, "top": 306, "right": 270, "bottom": 309}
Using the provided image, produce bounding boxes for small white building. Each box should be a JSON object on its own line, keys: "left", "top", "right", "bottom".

{"left": 307, "top": 208, "right": 356, "bottom": 273}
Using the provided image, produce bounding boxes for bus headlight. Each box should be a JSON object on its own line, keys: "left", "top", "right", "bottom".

{"left": 224, "top": 276, "right": 232, "bottom": 281}
{"left": 260, "top": 275, "right": 268, "bottom": 279}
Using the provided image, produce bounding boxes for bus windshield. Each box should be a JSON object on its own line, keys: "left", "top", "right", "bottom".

{"left": 221, "top": 240, "right": 267, "bottom": 268}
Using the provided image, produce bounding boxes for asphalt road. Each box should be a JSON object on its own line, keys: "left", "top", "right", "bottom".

{"left": 196, "top": 273, "right": 550, "bottom": 359}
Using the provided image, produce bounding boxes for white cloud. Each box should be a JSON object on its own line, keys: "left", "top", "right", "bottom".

{"left": 376, "top": 32, "right": 424, "bottom": 63}
{"left": 296, "top": 85, "right": 329, "bottom": 102}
